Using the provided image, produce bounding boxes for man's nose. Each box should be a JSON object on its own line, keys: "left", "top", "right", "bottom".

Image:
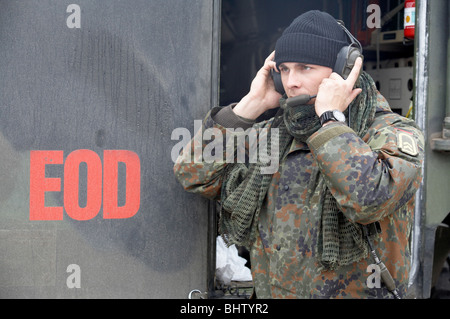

{"left": 285, "top": 72, "right": 301, "bottom": 90}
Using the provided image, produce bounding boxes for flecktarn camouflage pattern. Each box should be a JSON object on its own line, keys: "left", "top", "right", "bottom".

{"left": 174, "top": 93, "right": 424, "bottom": 298}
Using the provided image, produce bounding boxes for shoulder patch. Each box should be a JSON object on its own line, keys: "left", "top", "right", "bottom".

{"left": 397, "top": 131, "right": 418, "bottom": 156}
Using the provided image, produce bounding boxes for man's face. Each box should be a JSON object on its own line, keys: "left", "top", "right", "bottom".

{"left": 278, "top": 62, "right": 333, "bottom": 103}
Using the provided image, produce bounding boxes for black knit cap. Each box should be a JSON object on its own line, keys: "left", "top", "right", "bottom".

{"left": 275, "top": 10, "right": 349, "bottom": 69}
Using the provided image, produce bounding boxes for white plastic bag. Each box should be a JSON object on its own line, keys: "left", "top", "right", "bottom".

{"left": 215, "top": 236, "right": 252, "bottom": 284}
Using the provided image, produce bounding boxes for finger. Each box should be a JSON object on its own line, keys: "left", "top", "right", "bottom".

{"left": 266, "top": 51, "right": 279, "bottom": 72}
{"left": 263, "top": 56, "right": 279, "bottom": 75}
{"left": 265, "top": 51, "right": 276, "bottom": 64}
{"left": 269, "top": 60, "right": 279, "bottom": 72}
{"left": 346, "top": 56, "right": 363, "bottom": 86}
{"left": 348, "top": 88, "right": 362, "bottom": 103}
{"left": 261, "top": 60, "right": 277, "bottom": 76}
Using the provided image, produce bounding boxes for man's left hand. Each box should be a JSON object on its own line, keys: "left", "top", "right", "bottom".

{"left": 315, "top": 57, "right": 363, "bottom": 118}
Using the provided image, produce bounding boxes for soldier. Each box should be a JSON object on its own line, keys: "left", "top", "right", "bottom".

{"left": 173, "top": 10, "right": 424, "bottom": 298}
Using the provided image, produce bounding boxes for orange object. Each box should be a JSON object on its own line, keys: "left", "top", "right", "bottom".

{"left": 404, "top": 0, "right": 415, "bottom": 39}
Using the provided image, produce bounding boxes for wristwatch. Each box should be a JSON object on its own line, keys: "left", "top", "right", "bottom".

{"left": 319, "top": 110, "right": 346, "bottom": 126}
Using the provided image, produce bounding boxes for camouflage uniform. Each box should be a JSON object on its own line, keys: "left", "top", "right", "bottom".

{"left": 173, "top": 93, "right": 424, "bottom": 298}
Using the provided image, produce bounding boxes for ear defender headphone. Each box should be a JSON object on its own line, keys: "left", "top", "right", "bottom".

{"left": 271, "top": 19, "right": 364, "bottom": 96}
{"left": 333, "top": 20, "right": 364, "bottom": 80}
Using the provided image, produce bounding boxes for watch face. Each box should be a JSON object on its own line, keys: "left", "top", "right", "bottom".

{"left": 333, "top": 110, "right": 346, "bottom": 122}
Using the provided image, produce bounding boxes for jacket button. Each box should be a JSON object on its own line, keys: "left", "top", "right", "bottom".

{"left": 276, "top": 245, "right": 281, "bottom": 251}
{"left": 284, "top": 185, "right": 289, "bottom": 191}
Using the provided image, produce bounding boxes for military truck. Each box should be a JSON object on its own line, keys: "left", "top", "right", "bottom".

{"left": 0, "top": 0, "right": 448, "bottom": 299}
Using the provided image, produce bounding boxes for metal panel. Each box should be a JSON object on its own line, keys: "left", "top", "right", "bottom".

{"left": 418, "top": 0, "right": 450, "bottom": 226}
{"left": 0, "top": 0, "right": 218, "bottom": 298}
{"left": 409, "top": 0, "right": 450, "bottom": 298}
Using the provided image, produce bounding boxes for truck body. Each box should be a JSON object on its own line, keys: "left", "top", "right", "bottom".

{"left": 0, "top": 0, "right": 448, "bottom": 299}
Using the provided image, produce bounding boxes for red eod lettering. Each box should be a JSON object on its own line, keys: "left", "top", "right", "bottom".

{"left": 30, "top": 150, "right": 140, "bottom": 221}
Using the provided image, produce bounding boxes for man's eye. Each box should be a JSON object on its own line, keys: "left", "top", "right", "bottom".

{"left": 302, "top": 65, "right": 311, "bottom": 71}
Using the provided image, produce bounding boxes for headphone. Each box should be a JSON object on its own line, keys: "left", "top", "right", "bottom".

{"left": 271, "top": 20, "right": 363, "bottom": 96}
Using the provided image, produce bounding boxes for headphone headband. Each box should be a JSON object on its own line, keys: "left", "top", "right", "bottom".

{"left": 336, "top": 20, "right": 363, "bottom": 53}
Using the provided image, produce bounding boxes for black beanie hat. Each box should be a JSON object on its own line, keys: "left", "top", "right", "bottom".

{"left": 275, "top": 10, "right": 349, "bottom": 70}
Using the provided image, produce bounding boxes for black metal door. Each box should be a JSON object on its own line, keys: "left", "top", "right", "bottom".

{"left": 0, "top": 0, "right": 219, "bottom": 298}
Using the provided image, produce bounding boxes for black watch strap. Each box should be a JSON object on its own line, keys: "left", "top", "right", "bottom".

{"left": 319, "top": 111, "right": 335, "bottom": 126}
{"left": 320, "top": 110, "right": 346, "bottom": 126}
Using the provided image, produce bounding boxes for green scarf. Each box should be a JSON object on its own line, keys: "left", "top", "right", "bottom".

{"left": 219, "top": 72, "right": 378, "bottom": 270}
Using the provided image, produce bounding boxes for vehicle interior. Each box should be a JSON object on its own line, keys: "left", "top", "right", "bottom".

{"left": 220, "top": 0, "right": 414, "bottom": 116}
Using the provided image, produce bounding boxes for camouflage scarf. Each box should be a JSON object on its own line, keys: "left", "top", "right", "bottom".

{"left": 219, "top": 72, "right": 378, "bottom": 270}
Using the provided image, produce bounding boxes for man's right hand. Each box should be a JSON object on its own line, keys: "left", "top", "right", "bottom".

{"left": 232, "top": 51, "right": 282, "bottom": 120}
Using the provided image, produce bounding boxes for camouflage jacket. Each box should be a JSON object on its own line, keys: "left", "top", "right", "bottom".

{"left": 173, "top": 93, "right": 424, "bottom": 299}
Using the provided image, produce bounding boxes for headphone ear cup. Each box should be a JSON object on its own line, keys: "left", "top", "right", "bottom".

{"left": 334, "top": 46, "right": 350, "bottom": 79}
{"left": 343, "top": 47, "right": 363, "bottom": 79}
{"left": 271, "top": 68, "right": 285, "bottom": 95}
{"left": 333, "top": 46, "right": 363, "bottom": 80}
